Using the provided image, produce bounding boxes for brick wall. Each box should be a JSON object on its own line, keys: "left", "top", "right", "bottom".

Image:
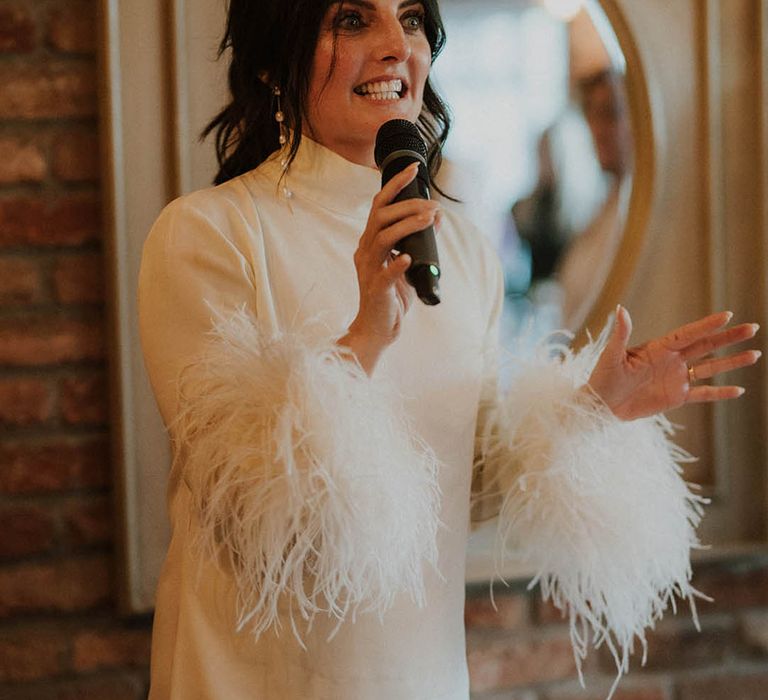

{"left": 466, "top": 555, "right": 768, "bottom": 699}
{"left": 0, "top": 1, "right": 151, "bottom": 698}
{"left": 2, "top": 2, "right": 768, "bottom": 700}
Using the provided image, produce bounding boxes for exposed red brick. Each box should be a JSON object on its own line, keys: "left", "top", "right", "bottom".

{"left": 740, "top": 610, "right": 768, "bottom": 654}
{"left": 0, "top": 63, "right": 97, "bottom": 119}
{"left": 0, "top": 137, "right": 47, "bottom": 184}
{"left": 633, "top": 621, "right": 736, "bottom": 672}
{"left": 0, "top": 555, "right": 111, "bottom": 616}
{"left": 0, "top": 628, "right": 67, "bottom": 682}
{"left": 644, "top": 627, "right": 737, "bottom": 671}
{"left": 0, "top": 504, "right": 56, "bottom": 559}
{"left": 52, "top": 129, "right": 99, "bottom": 182}
{"left": 0, "top": 317, "right": 104, "bottom": 366}
{"left": 0, "top": 377, "right": 54, "bottom": 426}
{"left": 60, "top": 372, "right": 108, "bottom": 425}
{"left": 677, "top": 672, "right": 768, "bottom": 700}
{"left": 0, "top": 5, "right": 36, "bottom": 53}
{"left": 534, "top": 595, "right": 567, "bottom": 625}
{"left": 53, "top": 252, "right": 104, "bottom": 303}
{"left": 0, "top": 256, "right": 44, "bottom": 304}
{"left": 73, "top": 628, "right": 152, "bottom": 671}
{"left": 47, "top": 1, "right": 96, "bottom": 54}
{"left": 0, "top": 438, "right": 109, "bottom": 495}
{"left": 63, "top": 495, "right": 113, "bottom": 547}
{"left": 4, "top": 675, "right": 146, "bottom": 700}
{"left": 464, "top": 592, "right": 529, "bottom": 630}
{"left": 467, "top": 635, "right": 577, "bottom": 693}
{"left": 474, "top": 692, "right": 537, "bottom": 700}
{"left": 693, "top": 563, "right": 768, "bottom": 611}
{"left": 544, "top": 686, "right": 670, "bottom": 700}
{"left": 0, "top": 194, "right": 101, "bottom": 248}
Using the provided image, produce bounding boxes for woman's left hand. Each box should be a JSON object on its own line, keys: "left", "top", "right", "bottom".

{"left": 587, "top": 306, "right": 761, "bottom": 421}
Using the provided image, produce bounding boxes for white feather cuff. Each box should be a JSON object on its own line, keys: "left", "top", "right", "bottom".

{"left": 172, "top": 307, "right": 441, "bottom": 639}
{"left": 476, "top": 332, "right": 707, "bottom": 697}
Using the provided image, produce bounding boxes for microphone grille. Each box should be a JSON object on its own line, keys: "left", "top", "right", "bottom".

{"left": 374, "top": 119, "right": 428, "bottom": 168}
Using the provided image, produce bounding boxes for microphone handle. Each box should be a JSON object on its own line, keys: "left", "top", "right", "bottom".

{"left": 382, "top": 157, "right": 441, "bottom": 305}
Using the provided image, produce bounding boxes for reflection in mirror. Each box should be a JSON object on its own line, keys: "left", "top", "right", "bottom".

{"left": 433, "top": 0, "right": 633, "bottom": 345}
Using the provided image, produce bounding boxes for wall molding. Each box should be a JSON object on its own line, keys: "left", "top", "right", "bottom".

{"left": 99, "top": 0, "right": 175, "bottom": 614}
{"left": 701, "top": 0, "right": 730, "bottom": 502}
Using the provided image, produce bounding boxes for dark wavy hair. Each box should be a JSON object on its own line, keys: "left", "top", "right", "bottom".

{"left": 203, "top": 0, "right": 452, "bottom": 186}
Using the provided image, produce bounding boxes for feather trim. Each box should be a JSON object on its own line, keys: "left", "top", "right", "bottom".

{"left": 171, "top": 307, "right": 441, "bottom": 640}
{"left": 476, "top": 329, "right": 708, "bottom": 698}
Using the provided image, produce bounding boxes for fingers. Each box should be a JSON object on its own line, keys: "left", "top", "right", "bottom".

{"left": 661, "top": 310, "right": 733, "bottom": 351}
{"left": 384, "top": 252, "right": 411, "bottom": 284}
{"left": 358, "top": 196, "right": 438, "bottom": 270}
{"left": 682, "top": 322, "right": 760, "bottom": 361}
{"left": 689, "top": 349, "right": 761, "bottom": 381}
{"left": 687, "top": 385, "right": 746, "bottom": 403}
{"left": 362, "top": 164, "right": 437, "bottom": 249}
{"left": 598, "top": 305, "right": 632, "bottom": 366}
{"left": 365, "top": 202, "right": 439, "bottom": 259}
{"left": 371, "top": 162, "right": 419, "bottom": 211}
{"left": 373, "top": 210, "right": 438, "bottom": 258}
{"left": 371, "top": 198, "right": 440, "bottom": 232}
{"left": 683, "top": 343, "right": 760, "bottom": 406}
{"left": 614, "top": 305, "right": 633, "bottom": 342}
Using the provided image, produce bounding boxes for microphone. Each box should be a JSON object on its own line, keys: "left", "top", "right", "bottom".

{"left": 374, "top": 119, "right": 441, "bottom": 306}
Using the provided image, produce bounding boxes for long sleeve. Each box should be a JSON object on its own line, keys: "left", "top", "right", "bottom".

{"left": 145, "top": 141, "right": 528, "bottom": 700}
{"left": 138, "top": 195, "right": 441, "bottom": 641}
{"left": 471, "top": 303, "right": 707, "bottom": 695}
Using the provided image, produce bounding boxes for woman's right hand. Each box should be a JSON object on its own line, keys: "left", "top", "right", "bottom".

{"left": 338, "top": 162, "right": 441, "bottom": 375}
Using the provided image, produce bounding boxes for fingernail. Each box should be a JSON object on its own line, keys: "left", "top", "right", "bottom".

{"left": 754, "top": 350, "right": 763, "bottom": 359}
{"left": 725, "top": 311, "right": 734, "bottom": 322}
{"left": 736, "top": 387, "right": 746, "bottom": 396}
{"left": 752, "top": 323, "right": 761, "bottom": 333}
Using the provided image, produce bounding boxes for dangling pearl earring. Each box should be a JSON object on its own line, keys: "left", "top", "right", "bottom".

{"left": 273, "top": 85, "right": 288, "bottom": 146}
{"left": 272, "top": 85, "right": 292, "bottom": 198}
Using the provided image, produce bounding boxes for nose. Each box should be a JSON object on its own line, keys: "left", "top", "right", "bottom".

{"left": 374, "top": 16, "right": 411, "bottom": 62}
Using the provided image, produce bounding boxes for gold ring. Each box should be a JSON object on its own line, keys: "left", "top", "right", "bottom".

{"left": 687, "top": 364, "right": 697, "bottom": 384}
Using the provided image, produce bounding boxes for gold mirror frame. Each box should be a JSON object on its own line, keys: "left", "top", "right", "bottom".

{"left": 575, "top": 0, "right": 655, "bottom": 345}
{"left": 466, "top": 0, "right": 659, "bottom": 582}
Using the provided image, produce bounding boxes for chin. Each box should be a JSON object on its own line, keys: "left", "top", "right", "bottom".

{"left": 370, "top": 108, "right": 420, "bottom": 130}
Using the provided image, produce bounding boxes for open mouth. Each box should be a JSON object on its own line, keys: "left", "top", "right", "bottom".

{"left": 353, "top": 79, "right": 406, "bottom": 101}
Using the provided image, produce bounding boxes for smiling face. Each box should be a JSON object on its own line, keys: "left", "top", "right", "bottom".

{"left": 305, "top": 0, "right": 433, "bottom": 167}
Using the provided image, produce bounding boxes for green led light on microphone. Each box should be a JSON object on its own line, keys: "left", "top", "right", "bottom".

{"left": 429, "top": 265, "right": 440, "bottom": 278}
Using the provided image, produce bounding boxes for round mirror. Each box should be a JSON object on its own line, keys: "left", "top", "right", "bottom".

{"left": 433, "top": 0, "right": 635, "bottom": 345}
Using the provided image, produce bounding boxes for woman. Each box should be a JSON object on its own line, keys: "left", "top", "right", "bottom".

{"left": 138, "top": 1, "right": 760, "bottom": 698}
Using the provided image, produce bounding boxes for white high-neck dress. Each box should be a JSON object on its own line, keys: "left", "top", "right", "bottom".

{"left": 140, "top": 137, "right": 703, "bottom": 700}
{"left": 139, "top": 138, "right": 502, "bottom": 700}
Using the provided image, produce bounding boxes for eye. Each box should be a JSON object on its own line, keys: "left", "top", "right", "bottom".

{"left": 402, "top": 12, "right": 425, "bottom": 31}
{"left": 335, "top": 11, "right": 365, "bottom": 30}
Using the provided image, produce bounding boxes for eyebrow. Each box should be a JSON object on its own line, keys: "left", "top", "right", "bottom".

{"left": 329, "top": 0, "right": 425, "bottom": 10}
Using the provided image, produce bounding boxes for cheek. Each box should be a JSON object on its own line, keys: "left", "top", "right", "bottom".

{"left": 310, "top": 44, "right": 358, "bottom": 108}
{"left": 411, "top": 41, "right": 432, "bottom": 99}
{"left": 308, "top": 40, "right": 333, "bottom": 100}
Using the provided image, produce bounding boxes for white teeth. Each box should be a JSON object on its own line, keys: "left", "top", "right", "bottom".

{"left": 356, "top": 79, "right": 403, "bottom": 96}
{"left": 368, "top": 91, "right": 400, "bottom": 101}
